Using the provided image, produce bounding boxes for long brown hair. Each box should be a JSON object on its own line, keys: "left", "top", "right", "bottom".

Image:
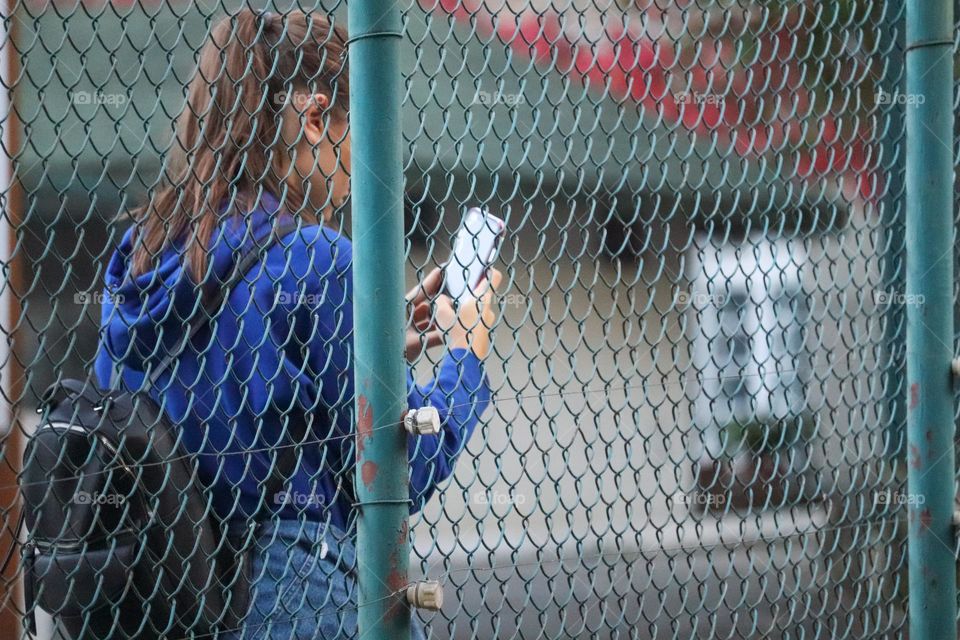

{"left": 130, "top": 9, "right": 349, "bottom": 280}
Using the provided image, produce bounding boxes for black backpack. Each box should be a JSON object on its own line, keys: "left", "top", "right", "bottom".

{"left": 20, "top": 221, "right": 301, "bottom": 639}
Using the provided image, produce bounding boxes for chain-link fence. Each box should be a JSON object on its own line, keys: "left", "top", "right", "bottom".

{"left": 0, "top": 0, "right": 949, "bottom": 638}
{"left": 400, "top": 2, "right": 911, "bottom": 637}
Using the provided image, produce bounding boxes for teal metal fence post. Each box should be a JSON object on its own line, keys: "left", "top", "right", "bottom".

{"left": 347, "top": 2, "right": 410, "bottom": 639}
{"left": 905, "top": 0, "right": 956, "bottom": 637}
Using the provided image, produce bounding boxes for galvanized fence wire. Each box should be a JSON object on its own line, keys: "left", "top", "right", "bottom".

{"left": 7, "top": 363, "right": 879, "bottom": 636}
{"left": 166, "top": 512, "right": 905, "bottom": 640}
{"left": 401, "top": 0, "right": 908, "bottom": 638}
{"left": 0, "top": 0, "right": 915, "bottom": 638}
{"left": 7, "top": 362, "right": 837, "bottom": 495}
{"left": 88, "top": 505, "right": 892, "bottom": 640}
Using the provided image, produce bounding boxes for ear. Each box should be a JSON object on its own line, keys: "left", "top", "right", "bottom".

{"left": 302, "top": 92, "right": 331, "bottom": 146}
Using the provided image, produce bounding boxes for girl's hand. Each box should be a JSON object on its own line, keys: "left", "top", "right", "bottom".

{"left": 404, "top": 267, "right": 502, "bottom": 361}
{"left": 449, "top": 268, "right": 502, "bottom": 360}
{"left": 405, "top": 268, "right": 454, "bottom": 362}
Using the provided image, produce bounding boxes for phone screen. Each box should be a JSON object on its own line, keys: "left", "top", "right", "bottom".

{"left": 445, "top": 207, "right": 505, "bottom": 304}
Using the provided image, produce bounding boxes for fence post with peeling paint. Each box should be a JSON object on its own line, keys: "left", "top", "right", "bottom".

{"left": 347, "top": 0, "right": 411, "bottom": 637}
{"left": 905, "top": 0, "right": 955, "bottom": 636}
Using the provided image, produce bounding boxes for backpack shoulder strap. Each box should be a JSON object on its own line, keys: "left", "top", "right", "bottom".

{"left": 148, "top": 219, "right": 307, "bottom": 517}
{"left": 145, "top": 219, "right": 303, "bottom": 387}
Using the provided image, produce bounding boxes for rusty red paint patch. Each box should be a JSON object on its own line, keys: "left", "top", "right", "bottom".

{"left": 387, "top": 549, "right": 407, "bottom": 591}
{"left": 386, "top": 567, "right": 407, "bottom": 592}
{"left": 397, "top": 519, "right": 409, "bottom": 545}
{"left": 383, "top": 560, "right": 408, "bottom": 621}
{"left": 910, "top": 383, "right": 920, "bottom": 409}
{"left": 356, "top": 395, "right": 373, "bottom": 460}
{"left": 361, "top": 460, "right": 378, "bottom": 488}
{"left": 920, "top": 508, "right": 933, "bottom": 530}
{"left": 910, "top": 444, "right": 922, "bottom": 469}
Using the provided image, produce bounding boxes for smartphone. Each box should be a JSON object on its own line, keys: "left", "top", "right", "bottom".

{"left": 444, "top": 207, "right": 505, "bottom": 304}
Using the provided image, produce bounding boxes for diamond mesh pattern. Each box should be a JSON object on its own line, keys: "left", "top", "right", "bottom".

{"left": 0, "top": 1, "right": 914, "bottom": 638}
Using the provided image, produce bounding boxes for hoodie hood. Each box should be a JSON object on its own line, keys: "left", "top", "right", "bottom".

{"left": 100, "top": 192, "right": 291, "bottom": 372}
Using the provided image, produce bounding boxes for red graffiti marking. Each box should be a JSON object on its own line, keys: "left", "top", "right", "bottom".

{"left": 910, "top": 383, "right": 920, "bottom": 409}
{"left": 361, "top": 460, "right": 379, "bottom": 488}
{"left": 910, "top": 445, "right": 922, "bottom": 469}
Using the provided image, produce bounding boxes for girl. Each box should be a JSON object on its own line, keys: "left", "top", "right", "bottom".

{"left": 95, "top": 9, "right": 499, "bottom": 639}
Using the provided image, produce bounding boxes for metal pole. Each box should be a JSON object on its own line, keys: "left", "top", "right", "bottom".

{"left": 905, "top": 1, "right": 955, "bottom": 637}
{"left": 347, "top": 2, "right": 410, "bottom": 639}
{"left": 0, "top": 0, "right": 21, "bottom": 630}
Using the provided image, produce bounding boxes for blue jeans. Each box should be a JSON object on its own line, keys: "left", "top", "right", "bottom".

{"left": 221, "top": 519, "right": 427, "bottom": 640}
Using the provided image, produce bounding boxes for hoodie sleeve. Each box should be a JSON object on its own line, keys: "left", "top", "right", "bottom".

{"left": 294, "top": 229, "right": 491, "bottom": 512}
{"left": 405, "top": 348, "right": 491, "bottom": 510}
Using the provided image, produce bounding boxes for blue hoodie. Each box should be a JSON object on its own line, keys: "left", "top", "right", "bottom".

{"left": 94, "top": 193, "right": 491, "bottom": 531}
